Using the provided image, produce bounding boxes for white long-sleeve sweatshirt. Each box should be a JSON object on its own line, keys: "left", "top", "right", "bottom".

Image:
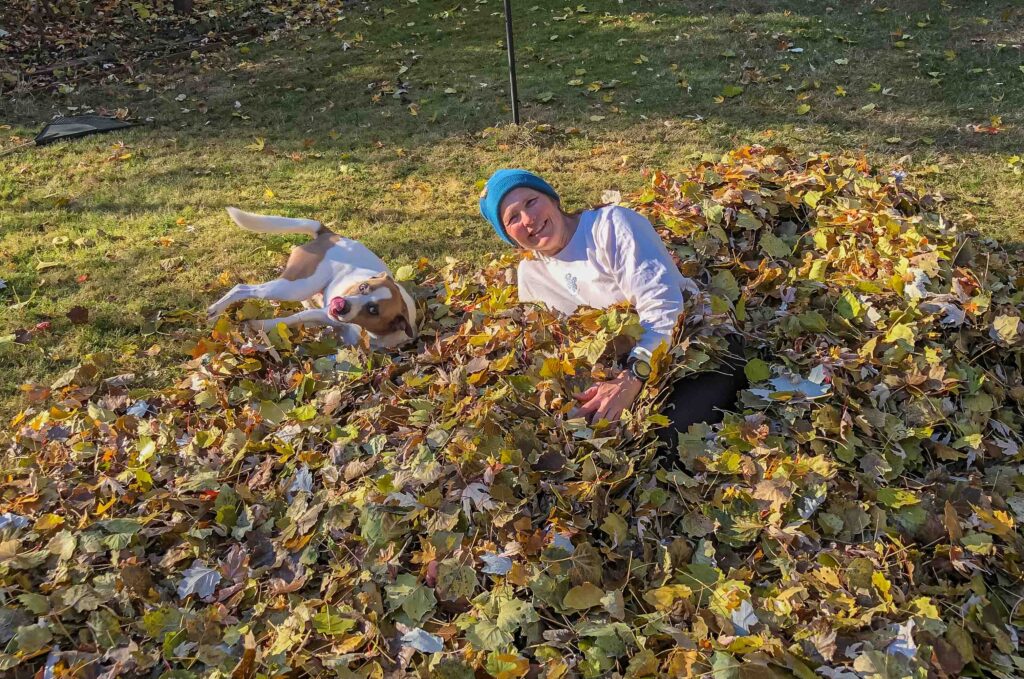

{"left": 517, "top": 205, "right": 699, "bottom": 360}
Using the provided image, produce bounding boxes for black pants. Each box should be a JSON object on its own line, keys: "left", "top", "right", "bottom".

{"left": 656, "top": 335, "right": 747, "bottom": 448}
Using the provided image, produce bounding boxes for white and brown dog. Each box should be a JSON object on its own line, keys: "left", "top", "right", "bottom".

{"left": 207, "top": 208, "right": 417, "bottom": 349}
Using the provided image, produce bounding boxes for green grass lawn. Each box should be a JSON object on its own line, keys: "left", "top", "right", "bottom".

{"left": 2, "top": 0, "right": 1022, "bottom": 416}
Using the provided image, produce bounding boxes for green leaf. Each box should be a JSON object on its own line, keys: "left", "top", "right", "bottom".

{"left": 562, "top": 583, "right": 605, "bottom": 610}
{"left": 141, "top": 607, "right": 184, "bottom": 637}
{"left": 466, "top": 619, "right": 513, "bottom": 651}
{"left": 194, "top": 390, "right": 219, "bottom": 409}
{"left": 313, "top": 607, "right": 357, "bottom": 635}
{"left": 759, "top": 232, "right": 790, "bottom": 258}
{"left": 798, "top": 311, "right": 828, "bottom": 333}
{"left": 703, "top": 200, "right": 725, "bottom": 225}
{"left": 711, "top": 652, "right": 741, "bottom": 679}
{"left": 679, "top": 511, "right": 715, "bottom": 537}
{"left": 711, "top": 270, "right": 740, "bottom": 302}
{"left": 877, "top": 488, "right": 919, "bottom": 508}
{"left": 97, "top": 518, "right": 143, "bottom": 534}
{"left": 46, "top": 530, "right": 76, "bottom": 560}
{"left": 18, "top": 593, "right": 50, "bottom": 615}
{"left": 837, "top": 289, "right": 862, "bottom": 319}
{"left": 258, "top": 399, "right": 289, "bottom": 425}
{"left": 734, "top": 211, "right": 761, "bottom": 230}
{"left": 744, "top": 358, "right": 770, "bottom": 383}
{"left": 436, "top": 560, "right": 477, "bottom": 600}
{"left": 13, "top": 623, "right": 53, "bottom": 654}
{"left": 495, "top": 597, "right": 539, "bottom": 632}
{"left": 796, "top": 103, "right": 811, "bottom": 115}
{"left": 401, "top": 584, "right": 437, "bottom": 622}
{"left": 600, "top": 513, "right": 629, "bottom": 545}
{"left": 291, "top": 403, "right": 317, "bottom": 421}
{"left": 721, "top": 85, "right": 744, "bottom": 98}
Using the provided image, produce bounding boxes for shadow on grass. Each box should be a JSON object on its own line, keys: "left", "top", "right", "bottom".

{"left": 4, "top": 1, "right": 1020, "bottom": 149}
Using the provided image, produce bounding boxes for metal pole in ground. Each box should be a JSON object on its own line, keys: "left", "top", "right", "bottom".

{"left": 503, "top": 0, "right": 520, "bottom": 125}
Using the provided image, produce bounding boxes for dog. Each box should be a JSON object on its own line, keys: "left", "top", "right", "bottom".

{"left": 207, "top": 207, "right": 417, "bottom": 349}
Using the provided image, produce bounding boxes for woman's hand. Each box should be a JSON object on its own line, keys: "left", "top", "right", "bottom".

{"left": 570, "top": 371, "right": 643, "bottom": 424}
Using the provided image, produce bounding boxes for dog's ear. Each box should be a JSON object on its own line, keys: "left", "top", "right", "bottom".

{"left": 391, "top": 314, "right": 415, "bottom": 339}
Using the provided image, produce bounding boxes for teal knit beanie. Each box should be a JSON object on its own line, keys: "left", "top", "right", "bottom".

{"left": 479, "top": 169, "right": 560, "bottom": 245}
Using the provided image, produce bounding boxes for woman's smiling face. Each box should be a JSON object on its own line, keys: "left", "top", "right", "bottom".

{"left": 500, "top": 188, "right": 574, "bottom": 256}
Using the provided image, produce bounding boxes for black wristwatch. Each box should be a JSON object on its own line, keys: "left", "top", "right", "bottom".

{"left": 626, "top": 356, "right": 652, "bottom": 382}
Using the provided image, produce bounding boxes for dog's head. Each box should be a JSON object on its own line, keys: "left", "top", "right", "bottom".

{"left": 327, "top": 273, "right": 418, "bottom": 345}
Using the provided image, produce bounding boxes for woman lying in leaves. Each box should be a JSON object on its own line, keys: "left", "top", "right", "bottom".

{"left": 479, "top": 169, "right": 746, "bottom": 436}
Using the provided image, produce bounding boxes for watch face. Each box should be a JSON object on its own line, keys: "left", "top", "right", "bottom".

{"left": 631, "top": 360, "right": 652, "bottom": 379}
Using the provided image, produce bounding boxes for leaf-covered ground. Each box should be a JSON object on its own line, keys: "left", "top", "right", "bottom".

{"left": 3, "top": 147, "right": 1023, "bottom": 678}
{"left": 0, "top": 0, "right": 340, "bottom": 94}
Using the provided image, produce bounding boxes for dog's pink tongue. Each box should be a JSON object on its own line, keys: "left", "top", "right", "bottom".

{"left": 329, "top": 297, "right": 348, "bottom": 316}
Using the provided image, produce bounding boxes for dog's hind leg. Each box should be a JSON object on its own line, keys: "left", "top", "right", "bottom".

{"left": 207, "top": 272, "right": 330, "bottom": 320}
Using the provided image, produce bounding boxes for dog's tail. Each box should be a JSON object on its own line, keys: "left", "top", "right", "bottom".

{"left": 226, "top": 207, "right": 322, "bottom": 238}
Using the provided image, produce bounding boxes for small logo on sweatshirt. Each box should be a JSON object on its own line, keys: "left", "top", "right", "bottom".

{"left": 564, "top": 273, "right": 579, "bottom": 296}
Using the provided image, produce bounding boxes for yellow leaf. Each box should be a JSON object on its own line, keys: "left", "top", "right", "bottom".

{"left": 642, "top": 584, "right": 693, "bottom": 611}
{"left": 34, "top": 513, "right": 65, "bottom": 531}
{"left": 545, "top": 660, "right": 569, "bottom": 679}
{"left": 884, "top": 322, "right": 915, "bottom": 345}
{"left": 491, "top": 353, "right": 516, "bottom": 372}
{"left": 871, "top": 570, "right": 893, "bottom": 603}
{"left": 975, "top": 506, "right": 1015, "bottom": 537}
{"left": 912, "top": 597, "right": 941, "bottom": 620}
{"left": 493, "top": 654, "right": 530, "bottom": 679}
{"left": 264, "top": 187, "right": 275, "bottom": 199}
{"left": 725, "top": 635, "right": 764, "bottom": 653}
{"left": 95, "top": 496, "right": 117, "bottom": 516}
{"left": 816, "top": 566, "right": 841, "bottom": 588}
{"left": 539, "top": 357, "right": 563, "bottom": 379}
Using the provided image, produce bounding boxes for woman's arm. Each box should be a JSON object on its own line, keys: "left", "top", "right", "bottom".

{"left": 602, "top": 207, "right": 696, "bottom": 359}
{"left": 570, "top": 208, "right": 694, "bottom": 424}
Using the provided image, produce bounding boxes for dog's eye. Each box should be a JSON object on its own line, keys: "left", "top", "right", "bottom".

{"left": 367, "top": 304, "right": 378, "bottom": 315}
{"left": 359, "top": 283, "right": 370, "bottom": 294}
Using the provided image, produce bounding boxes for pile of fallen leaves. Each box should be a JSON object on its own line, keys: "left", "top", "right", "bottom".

{"left": 3, "top": 146, "right": 1024, "bottom": 679}
{"left": 0, "top": 0, "right": 350, "bottom": 93}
